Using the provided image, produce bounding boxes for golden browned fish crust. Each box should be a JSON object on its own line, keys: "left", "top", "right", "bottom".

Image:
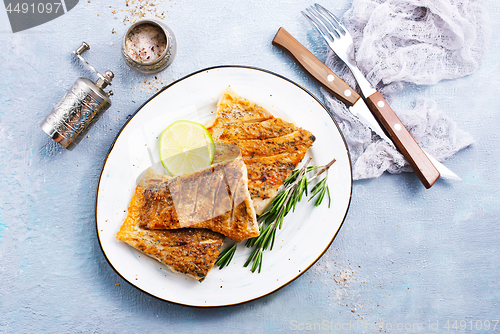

{"left": 217, "top": 118, "right": 298, "bottom": 141}
{"left": 116, "top": 171, "right": 225, "bottom": 282}
{"left": 207, "top": 87, "right": 274, "bottom": 141}
{"left": 138, "top": 156, "right": 259, "bottom": 242}
{"left": 244, "top": 152, "right": 305, "bottom": 213}
{"left": 226, "top": 130, "right": 315, "bottom": 158}
{"left": 207, "top": 87, "right": 315, "bottom": 214}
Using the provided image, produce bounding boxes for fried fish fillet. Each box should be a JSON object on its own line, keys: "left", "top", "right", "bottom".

{"left": 218, "top": 118, "right": 297, "bottom": 141}
{"left": 228, "top": 131, "right": 315, "bottom": 157}
{"left": 207, "top": 87, "right": 315, "bottom": 214}
{"left": 244, "top": 152, "right": 304, "bottom": 212}
{"left": 137, "top": 150, "right": 258, "bottom": 242}
{"left": 116, "top": 169, "right": 225, "bottom": 282}
{"left": 207, "top": 88, "right": 274, "bottom": 141}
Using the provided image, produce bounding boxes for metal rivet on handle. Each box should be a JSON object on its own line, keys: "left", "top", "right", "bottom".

{"left": 327, "top": 74, "right": 334, "bottom": 82}
{"left": 377, "top": 100, "right": 385, "bottom": 108}
{"left": 394, "top": 124, "right": 402, "bottom": 131}
{"left": 344, "top": 89, "right": 351, "bottom": 97}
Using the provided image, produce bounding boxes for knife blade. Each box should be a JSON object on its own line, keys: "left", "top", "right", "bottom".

{"left": 272, "top": 27, "right": 460, "bottom": 181}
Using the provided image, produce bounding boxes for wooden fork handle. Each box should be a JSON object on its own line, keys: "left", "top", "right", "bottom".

{"left": 365, "top": 91, "right": 440, "bottom": 188}
{"left": 272, "top": 27, "right": 359, "bottom": 106}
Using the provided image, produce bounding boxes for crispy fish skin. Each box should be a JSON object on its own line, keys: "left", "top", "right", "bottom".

{"left": 244, "top": 152, "right": 304, "bottom": 214}
{"left": 138, "top": 156, "right": 259, "bottom": 242}
{"left": 116, "top": 172, "right": 225, "bottom": 282}
{"left": 207, "top": 87, "right": 315, "bottom": 215}
{"left": 207, "top": 87, "right": 274, "bottom": 141}
{"left": 140, "top": 180, "right": 179, "bottom": 229}
{"left": 227, "top": 130, "right": 315, "bottom": 157}
{"left": 217, "top": 118, "right": 298, "bottom": 141}
{"left": 212, "top": 87, "right": 273, "bottom": 124}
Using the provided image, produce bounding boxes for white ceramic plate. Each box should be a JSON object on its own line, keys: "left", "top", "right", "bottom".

{"left": 96, "top": 66, "right": 352, "bottom": 307}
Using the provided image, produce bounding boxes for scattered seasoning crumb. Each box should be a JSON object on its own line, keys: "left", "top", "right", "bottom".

{"left": 115, "top": 283, "right": 120, "bottom": 286}
{"left": 313, "top": 249, "right": 371, "bottom": 314}
{"left": 140, "top": 77, "right": 170, "bottom": 92}
{"left": 114, "top": 0, "right": 167, "bottom": 25}
{"left": 112, "top": 28, "right": 117, "bottom": 34}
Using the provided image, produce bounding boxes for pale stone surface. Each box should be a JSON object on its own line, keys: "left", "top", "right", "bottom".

{"left": 0, "top": 0, "right": 499, "bottom": 332}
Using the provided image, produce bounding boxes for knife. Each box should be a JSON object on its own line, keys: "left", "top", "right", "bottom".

{"left": 272, "top": 27, "right": 461, "bottom": 182}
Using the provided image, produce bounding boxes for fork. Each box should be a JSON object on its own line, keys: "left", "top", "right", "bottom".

{"left": 303, "top": 4, "right": 440, "bottom": 189}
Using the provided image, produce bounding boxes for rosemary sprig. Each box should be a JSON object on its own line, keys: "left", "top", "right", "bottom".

{"left": 215, "top": 243, "right": 237, "bottom": 269}
{"left": 307, "top": 157, "right": 335, "bottom": 208}
{"left": 309, "top": 177, "right": 331, "bottom": 207}
{"left": 215, "top": 157, "right": 336, "bottom": 272}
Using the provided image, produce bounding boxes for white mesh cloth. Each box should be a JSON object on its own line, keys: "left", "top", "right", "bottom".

{"left": 321, "top": 0, "right": 490, "bottom": 180}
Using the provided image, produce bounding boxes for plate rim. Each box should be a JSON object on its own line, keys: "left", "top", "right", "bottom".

{"left": 94, "top": 65, "right": 353, "bottom": 307}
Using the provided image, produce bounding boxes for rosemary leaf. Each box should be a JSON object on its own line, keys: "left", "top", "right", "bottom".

{"left": 215, "top": 244, "right": 237, "bottom": 269}
{"left": 309, "top": 178, "right": 327, "bottom": 200}
{"left": 244, "top": 247, "right": 260, "bottom": 268}
{"left": 250, "top": 249, "right": 263, "bottom": 273}
{"left": 314, "top": 186, "right": 326, "bottom": 207}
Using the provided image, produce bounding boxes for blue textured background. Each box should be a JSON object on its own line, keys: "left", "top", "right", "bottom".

{"left": 0, "top": 0, "right": 499, "bottom": 333}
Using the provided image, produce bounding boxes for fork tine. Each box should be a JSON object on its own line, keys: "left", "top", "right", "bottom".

{"left": 302, "top": 9, "right": 337, "bottom": 47}
{"left": 301, "top": 9, "right": 334, "bottom": 44}
{"left": 307, "top": 6, "right": 341, "bottom": 39}
{"left": 314, "top": 3, "right": 347, "bottom": 36}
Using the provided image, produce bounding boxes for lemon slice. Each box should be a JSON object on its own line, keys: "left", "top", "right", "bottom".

{"left": 158, "top": 120, "right": 215, "bottom": 176}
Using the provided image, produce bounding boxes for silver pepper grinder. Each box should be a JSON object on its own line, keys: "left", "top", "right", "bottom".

{"left": 40, "top": 42, "right": 114, "bottom": 150}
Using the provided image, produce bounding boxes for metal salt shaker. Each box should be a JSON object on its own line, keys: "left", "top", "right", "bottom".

{"left": 121, "top": 19, "right": 177, "bottom": 75}
{"left": 40, "top": 42, "right": 114, "bottom": 150}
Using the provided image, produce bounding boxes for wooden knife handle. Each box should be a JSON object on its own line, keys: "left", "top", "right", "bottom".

{"left": 272, "top": 27, "right": 359, "bottom": 106}
{"left": 365, "top": 91, "right": 440, "bottom": 188}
